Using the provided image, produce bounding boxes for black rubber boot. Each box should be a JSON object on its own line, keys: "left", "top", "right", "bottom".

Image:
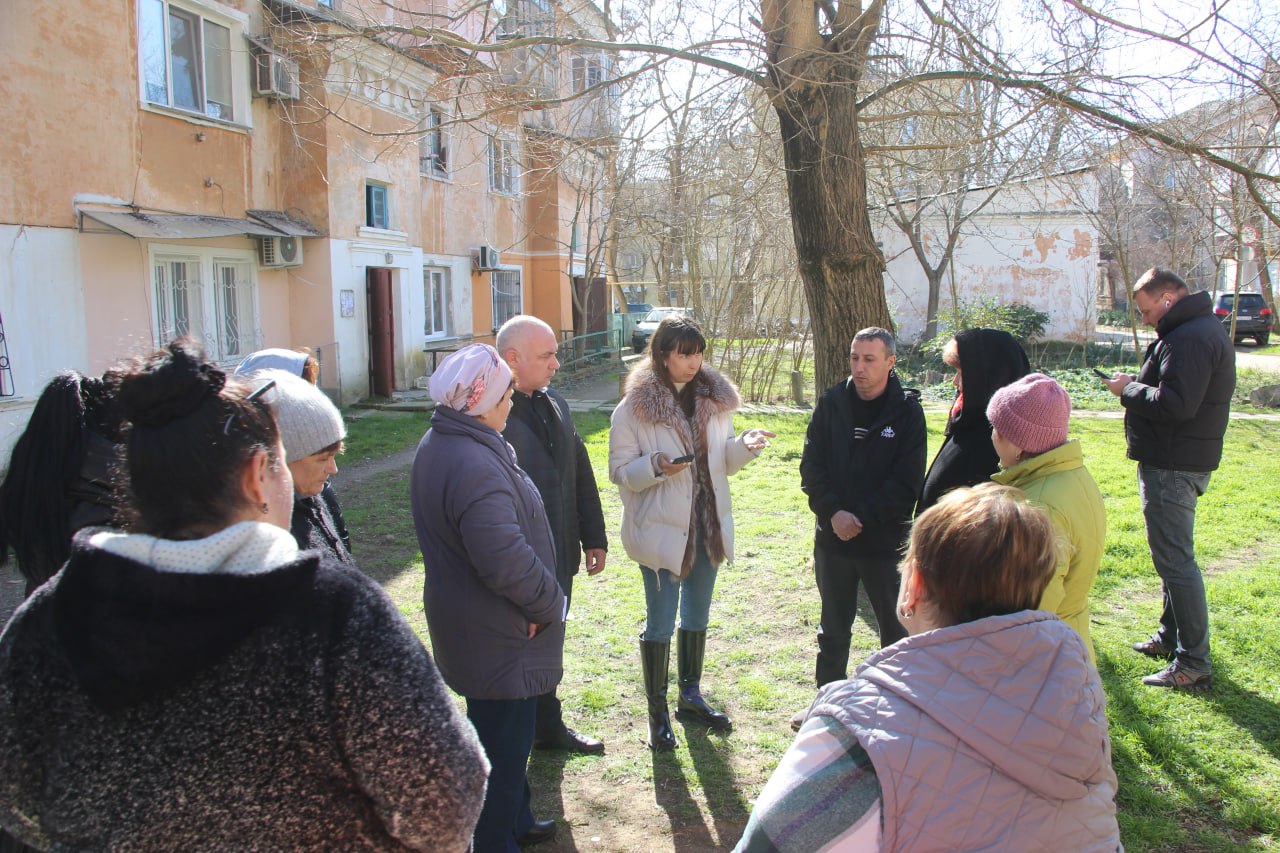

{"left": 675, "top": 629, "right": 732, "bottom": 731}
{"left": 639, "top": 638, "right": 677, "bottom": 752}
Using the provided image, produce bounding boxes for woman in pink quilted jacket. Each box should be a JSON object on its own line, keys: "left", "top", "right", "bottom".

{"left": 737, "top": 483, "right": 1120, "bottom": 852}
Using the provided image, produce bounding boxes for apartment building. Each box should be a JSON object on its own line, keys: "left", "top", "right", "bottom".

{"left": 0, "top": 0, "right": 616, "bottom": 455}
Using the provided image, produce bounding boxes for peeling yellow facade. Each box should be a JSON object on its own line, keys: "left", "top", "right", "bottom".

{"left": 0, "top": 0, "right": 615, "bottom": 453}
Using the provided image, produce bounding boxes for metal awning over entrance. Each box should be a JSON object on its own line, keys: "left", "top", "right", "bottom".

{"left": 77, "top": 208, "right": 324, "bottom": 240}
{"left": 245, "top": 209, "right": 324, "bottom": 237}
{"left": 79, "top": 210, "right": 284, "bottom": 239}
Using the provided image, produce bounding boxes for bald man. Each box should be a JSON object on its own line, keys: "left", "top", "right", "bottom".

{"left": 496, "top": 316, "right": 608, "bottom": 754}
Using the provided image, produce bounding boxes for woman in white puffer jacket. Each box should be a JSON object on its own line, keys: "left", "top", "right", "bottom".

{"left": 609, "top": 315, "right": 773, "bottom": 751}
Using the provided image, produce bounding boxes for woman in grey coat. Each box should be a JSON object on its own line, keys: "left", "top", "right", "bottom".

{"left": 411, "top": 343, "right": 566, "bottom": 853}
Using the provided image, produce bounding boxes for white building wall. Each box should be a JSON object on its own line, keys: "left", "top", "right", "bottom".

{"left": 0, "top": 225, "right": 90, "bottom": 461}
{"left": 881, "top": 172, "right": 1100, "bottom": 343}
{"left": 328, "top": 236, "right": 481, "bottom": 404}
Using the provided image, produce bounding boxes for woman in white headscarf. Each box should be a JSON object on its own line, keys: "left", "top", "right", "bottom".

{"left": 409, "top": 344, "right": 565, "bottom": 853}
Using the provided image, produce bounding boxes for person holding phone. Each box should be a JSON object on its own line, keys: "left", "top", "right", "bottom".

{"left": 1103, "top": 268, "right": 1235, "bottom": 691}
{"left": 609, "top": 315, "right": 773, "bottom": 751}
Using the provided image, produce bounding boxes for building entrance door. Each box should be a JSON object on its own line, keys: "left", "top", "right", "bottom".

{"left": 366, "top": 268, "right": 395, "bottom": 398}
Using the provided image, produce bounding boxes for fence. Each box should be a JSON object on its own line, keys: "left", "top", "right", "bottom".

{"left": 556, "top": 327, "right": 624, "bottom": 373}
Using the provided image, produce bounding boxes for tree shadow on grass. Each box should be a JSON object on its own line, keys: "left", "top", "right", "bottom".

{"left": 1099, "top": 649, "right": 1280, "bottom": 850}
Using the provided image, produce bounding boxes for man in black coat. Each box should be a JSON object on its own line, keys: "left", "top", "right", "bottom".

{"left": 1104, "top": 268, "right": 1235, "bottom": 692}
{"left": 799, "top": 328, "right": 927, "bottom": 698}
{"left": 498, "top": 316, "right": 609, "bottom": 754}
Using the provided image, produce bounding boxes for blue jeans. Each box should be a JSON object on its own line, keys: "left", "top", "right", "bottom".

{"left": 1138, "top": 464, "right": 1212, "bottom": 674}
{"left": 466, "top": 697, "right": 538, "bottom": 853}
{"left": 640, "top": 540, "right": 718, "bottom": 642}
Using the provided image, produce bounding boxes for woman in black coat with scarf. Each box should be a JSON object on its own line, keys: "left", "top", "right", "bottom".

{"left": 918, "top": 328, "right": 1030, "bottom": 513}
{"left": 411, "top": 343, "right": 566, "bottom": 852}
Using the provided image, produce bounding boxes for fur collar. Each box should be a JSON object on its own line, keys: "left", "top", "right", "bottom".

{"left": 624, "top": 360, "right": 741, "bottom": 427}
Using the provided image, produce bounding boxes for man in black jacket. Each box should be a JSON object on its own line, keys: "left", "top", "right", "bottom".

{"left": 1104, "top": 268, "right": 1236, "bottom": 691}
{"left": 498, "top": 316, "right": 609, "bottom": 755}
{"left": 800, "top": 328, "right": 927, "bottom": 697}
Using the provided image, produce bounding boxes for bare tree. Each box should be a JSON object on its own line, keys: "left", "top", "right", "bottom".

{"left": 276, "top": 0, "right": 1280, "bottom": 389}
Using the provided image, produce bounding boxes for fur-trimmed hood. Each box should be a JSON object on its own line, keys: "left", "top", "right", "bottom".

{"left": 623, "top": 360, "right": 741, "bottom": 428}
{"left": 611, "top": 359, "right": 754, "bottom": 577}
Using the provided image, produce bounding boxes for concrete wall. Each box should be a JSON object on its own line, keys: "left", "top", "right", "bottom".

{"left": 0, "top": 226, "right": 91, "bottom": 456}
{"left": 880, "top": 172, "right": 1100, "bottom": 343}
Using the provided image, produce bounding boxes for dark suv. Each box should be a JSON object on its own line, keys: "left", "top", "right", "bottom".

{"left": 1212, "top": 291, "right": 1273, "bottom": 345}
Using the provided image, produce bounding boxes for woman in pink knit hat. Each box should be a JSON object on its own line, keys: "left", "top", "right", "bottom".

{"left": 987, "top": 373, "right": 1107, "bottom": 662}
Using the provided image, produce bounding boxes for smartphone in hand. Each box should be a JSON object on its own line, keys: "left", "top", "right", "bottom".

{"left": 671, "top": 454, "right": 694, "bottom": 464}
{"left": 1092, "top": 368, "right": 1112, "bottom": 380}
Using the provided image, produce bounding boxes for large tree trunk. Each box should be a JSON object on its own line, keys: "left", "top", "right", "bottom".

{"left": 775, "top": 86, "right": 891, "bottom": 392}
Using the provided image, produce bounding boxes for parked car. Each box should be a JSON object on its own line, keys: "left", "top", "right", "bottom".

{"left": 1212, "top": 291, "right": 1273, "bottom": 345}
{"left": 626, "top": 303, "right": 654, "bottom": 315}
{"left": 632, "top": 306, "right": 692, "bottom": 352}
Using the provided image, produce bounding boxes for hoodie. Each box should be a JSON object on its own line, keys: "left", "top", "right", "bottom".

{"left": 0, "top": 523, "right": 488, "bottom": 852}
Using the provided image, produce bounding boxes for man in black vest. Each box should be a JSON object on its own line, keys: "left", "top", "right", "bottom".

{"left": 1104, "top": 268, "right": 1235, "bottom": 691}
{"left": 497, "top": 316, "right": 609, "bottom": 754}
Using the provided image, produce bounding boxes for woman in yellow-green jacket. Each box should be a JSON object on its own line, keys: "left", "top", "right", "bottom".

{"left": 987, "top": 373, "right": 1106, "bottom": 662}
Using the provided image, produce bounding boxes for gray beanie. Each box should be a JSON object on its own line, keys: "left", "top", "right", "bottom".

{"left": 234, "top": 348, "right": 310, "bottom": 377}
{"left": 248, "top": 369, "right": 346, "bottom": 461}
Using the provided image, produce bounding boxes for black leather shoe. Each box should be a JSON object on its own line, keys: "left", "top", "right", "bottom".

{"left": 533, "top": 727, "right": 605, "bottom": 755}
{"left": 517, "top": 819, "right": 557, "bottom": 847}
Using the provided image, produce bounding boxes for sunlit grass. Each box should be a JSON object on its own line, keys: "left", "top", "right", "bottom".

{"left": 341, "top": 401, "right": 1280, "bottom": 851}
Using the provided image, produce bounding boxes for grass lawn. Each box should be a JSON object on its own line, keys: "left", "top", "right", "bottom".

{"left": 340, "top": 405, "right": 1280, "bottom": 852}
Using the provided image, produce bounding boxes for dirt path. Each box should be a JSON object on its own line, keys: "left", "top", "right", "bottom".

{"left": 331, "top": 446, "right": 418, "bottom": 491}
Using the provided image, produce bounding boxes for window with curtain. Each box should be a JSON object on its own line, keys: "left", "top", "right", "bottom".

{"left": 425, "top": 267, "right": 450, "bottom": 337}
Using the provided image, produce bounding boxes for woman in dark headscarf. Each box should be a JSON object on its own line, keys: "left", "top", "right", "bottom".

{"left": 917, "top": 328, "right": 1030, "bottom": 513}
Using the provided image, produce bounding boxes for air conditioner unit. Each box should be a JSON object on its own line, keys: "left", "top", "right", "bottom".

{"left": 259, "top": 236, "right": 304, "bottom": 268}
{"left": 473, "top": 245, "right": 501, "bottom": 270}
{"left": 256, "top": 52, "right": 301, "bottom": 100}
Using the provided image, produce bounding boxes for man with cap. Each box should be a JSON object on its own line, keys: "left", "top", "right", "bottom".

{"left": 496, "top": 316, "right": 608, "bottom": 755}
{"left": 249, "top": 369, "right": 351, "bottom": 564}
{"left": 1103, "top": 268, "right": 1235, "bottom": 691}
{"left": 411, "top": 343, "right": 565, "bottom": 851}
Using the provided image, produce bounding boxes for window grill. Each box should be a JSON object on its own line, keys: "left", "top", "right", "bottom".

{"left": 0, "top": 310, "right": 13, "bottom": 397}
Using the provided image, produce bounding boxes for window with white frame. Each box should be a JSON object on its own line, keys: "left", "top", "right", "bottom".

{"left": 366, "top": 182, "right": 390, "bottom": 229}
{"left": 151, "top": 248, "right": 258, "bottom": 361}
{"left": 490, "top": 268, "right": 522, "bottom": 328}
{"left": 139, "top": 0, "right": 241, "bottom": 122}
{"left": 488, "top": 135, "right": 520, "bottom": 195}
{"left": 419, "top": 109, "right": 449, "bottom": 178}
{"left": 572, "top": 53, "right": 605, "bottom": 93}
{"left": 425, "top": 266, "right": 450, "bottom": 338}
